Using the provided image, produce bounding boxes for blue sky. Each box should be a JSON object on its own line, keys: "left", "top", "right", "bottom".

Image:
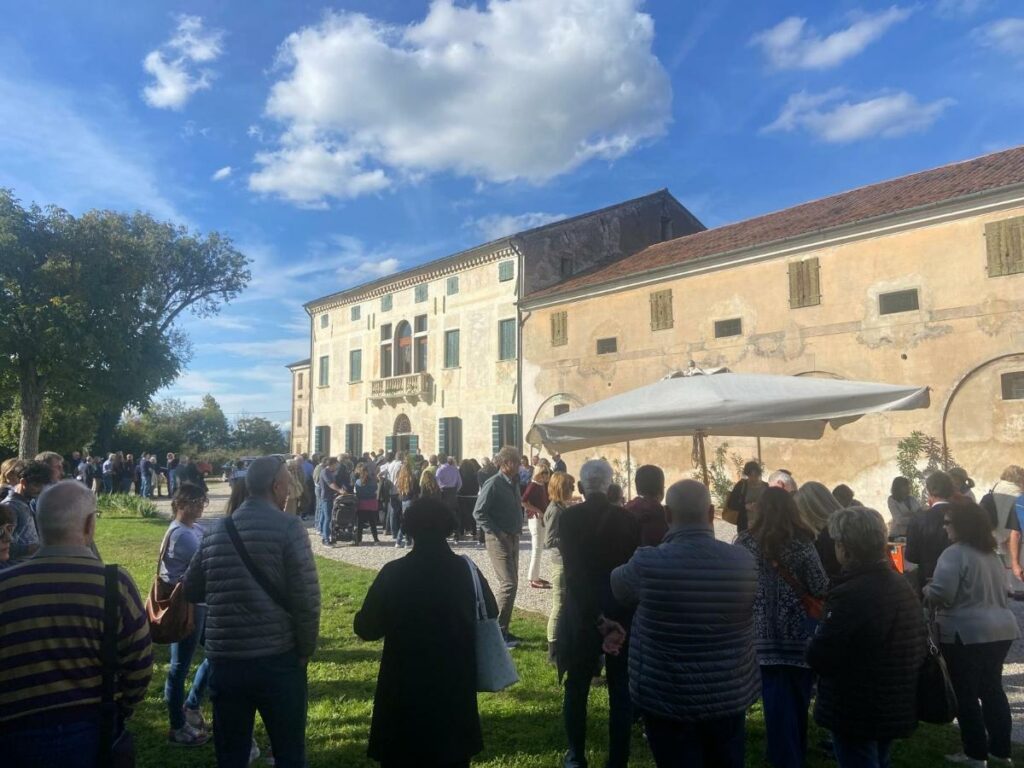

{"left": 3, "top": 0, "right": 1023, "bottom": 430}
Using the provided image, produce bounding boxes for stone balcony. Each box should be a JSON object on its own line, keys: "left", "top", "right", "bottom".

{"left": 369, "top": 372, "right": 432, "bottom": 404}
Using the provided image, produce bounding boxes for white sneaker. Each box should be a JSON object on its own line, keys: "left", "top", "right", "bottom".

{"left": 945, "top": 753, "right": 987, "bottom": 767}
{"left": 248, "top": 738, "right": 260, "bottom": 764}
{"left": 168, "top": 723, "right": 209, "bottom": 747}
{"left": 183, "top": 706, "right": 206, "bottom": 731}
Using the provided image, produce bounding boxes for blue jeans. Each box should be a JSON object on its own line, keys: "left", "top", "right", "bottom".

{"left": 102, "top": 474, "right": 113, "bottom": 494}
{"left": 165, "top": 605, "right": 210, "bottom": 729}
{"left": 563, "top": 648, "right": 632, "bottom": 768}
{"left": 319, "top": 497, "right": 333, "bottom": 542}
{"left": 140, "top": 476, "right": 151, "bottom": 499}
{"left": 391, "top": 498, "right": 407, "bottom": 545}
{"left": 8, "top": 719, "right": 101, "bottom": 768}
{"left": 760, "top": 664, "right": 814, "bottom": 768}
{"left": 831, "top": 732, "right": 893, "bottom": 768}
{"left": 644, "top": 710, "right": 746, "bottom": 768}
{"left": 168, "top": 468, "right": 178, "bottom": 496}
{"left": 209, "top": 650, "right": 308, "bottom": 768}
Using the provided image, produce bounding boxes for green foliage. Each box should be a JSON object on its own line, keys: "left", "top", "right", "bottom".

{"left": 94, "top": 518, "right": 1021, "bottom": 768}
{"left": 704, "top": 441, "right": 746, "bottom": 509}
{"left": 0, "top": 189, "right": 251, "bottom": 456}
{"left": 96, "top": 494, "right": 159, "bottom": 519}
{"left": 180, "top": 395, "right": 231, "bottom": 452}
{"left": 232, "top": 415, "right": 288, "bottom": 454}
{"left": 896, "top": 431, "right": 955, "bottom": 499}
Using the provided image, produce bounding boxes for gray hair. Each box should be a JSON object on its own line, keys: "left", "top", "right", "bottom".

{"left": 828, "top": 506, "right": 888, "bottom": 565}
{"left": 795, "top": 481, "right": 842, "bottom": 532}
{"left": 768, "top": 470, "right": 797, "bottom": 493}
{"left": 494, "top": 446, "right": 521, "bottom": 468}
{"left": 36, "top": 480, "right": 96, "bottom": 545}
{"left": 665, "top": 479, "right": 711, "bottom": 527}
{"left": 579, "top": 459, "right": 613, "bottom": 496}
{"left": 246, "top": 456, "right": 286, "bottom": 497}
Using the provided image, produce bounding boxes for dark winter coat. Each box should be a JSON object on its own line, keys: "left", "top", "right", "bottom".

{"left": 807, "top": 560, "right": 927, "bottom": 740}
{"left": 611, "top": 526, "right": 761, "bottom": 721}
{"left": 905, "top": 501, "right": 951, "bottom": 592}
{"left": 354, "top": 542, "right": 497, "bottom": 766}
{"left": 184, "top": 497, "right": 321, "bottom": 659}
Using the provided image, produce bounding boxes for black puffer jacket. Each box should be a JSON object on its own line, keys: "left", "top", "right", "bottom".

{"left": 807, "top": 560, "right": 926, "bottom": 740}
{"left": 185, "top": 497, "right": 321, "bottom": 659}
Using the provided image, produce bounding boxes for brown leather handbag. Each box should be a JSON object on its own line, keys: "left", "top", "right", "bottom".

{"left": 144, "top": 529, "right": 195, "bottom": 644}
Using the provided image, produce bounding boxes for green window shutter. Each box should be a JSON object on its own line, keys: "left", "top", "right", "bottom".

{"left": 349, "top": 350, "right": 362, "bottom": 382}
{"left": 444, "top": 330, "right": 460, "bottom": 368}
{"left": 986, "top": 217, "right": 1024, "bottom": 277}
{"left": 438, "top": 418, "right": 447, "bottom": 456}
{"left": 318, "top": 355, "right": 329, "bottom": 386}
{"left": 551, "top": 311, "right": 567, "bottom": 346}
{"left": 499, "top": 319, "right": 516, "bottom": 360}
{"left": 381, "top": 294, "right": 393, "bottom": 311}
{"left": 492, "top": 415, "right": 501, "bottom": 456}
{"left": 408, "top": 435, "right": 419, "bottom": 455}
{"left": 384, "top": 435, "right": 394, "bottom": 452}
{"left": 498, "top": 260, "right": 515, "bottom": 282}
{"left": 447, "top": 275, "right": 459, "bottom": 295}
{"left": 314, "top": 426, "right": 331, "bottom": 455}
{"left": 415, "top": 284, "right": 428, "bottom": 303}
{"left": 351, "top": 305, "right": 360, "bottom": 321}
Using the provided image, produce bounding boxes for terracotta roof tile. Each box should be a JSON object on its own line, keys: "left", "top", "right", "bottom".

{"left": 527, "top": 145, "right": 1024, "bottom": 300}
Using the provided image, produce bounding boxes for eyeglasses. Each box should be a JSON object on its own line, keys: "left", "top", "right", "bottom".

{"left": 0, "top": 524, "right": 15, "bottom": 542}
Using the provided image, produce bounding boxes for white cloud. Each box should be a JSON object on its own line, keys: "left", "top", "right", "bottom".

{"left": 937, "top": 0, "right": 990, "bottom": 17}
{"left": 249, "top": 0, "right": 671, "bottom": 206}
{"left": 974, "top": 18, "right": 1024, "bottom": 59}
{"left": 205, "top": 338, "right": 310, "bottom": 360}
{"left": 0, "top": 73, "right": 184, "bottom": 221}
{"left": 751, "top": 6, "right": 913, "bottom": 70}
{"left": 143, "top": 15, "right": 224, "bottom": 110}
{"left": 247, "top": 124, "right": 265, "bottom": 142}
{"left": 352, "top": 257, "right": 401, "bottom": 278}
{"left": 211, "top": 165, "right": 232, "bottom": 181}
{"left": 764, "top": 89, "right": 954, "bottom": 142}
{"left": 473, "top": 212, "right": 568, "bottom": 241}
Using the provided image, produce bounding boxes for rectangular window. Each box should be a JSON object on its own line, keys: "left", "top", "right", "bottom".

{"left": 296, "top": 407, "right": 303, "bottom": 428}
{"left": 985, "top": 216, "right": 1024, "bottom": 277}
{"left": 380, "top": 343, "right": 393, "bottom": 378}
{"left": 314, "top": 425, "right": 331, "bottom": 455}
{"left": 320, "top": 314, "right": 328, "bottom": 328}
{"left": 415, "top": 284, "right": 428, "bottom": 303}
{"left": 788, "top": 258, "right": 821, "bottom": 308}
{"left": 446, "top": 275, "right": 459, "bottom": 295}
{"left": 498, "top": 318, "right": 516, "bottom": 360}
{"left": 414, "top": 314, "right": 427, "bottom": 333}
{"left": 345, "top": 424, "right": 363, "bottom": 456}
{"left": 498, "top": 260, "right": 515, "bottom": 282}
{"left": 297, "top": 372, "right": 303, "bottom": 390}
{"left": 560, "top": 258, "right": 574, "bottom": 278}
{"left": 879, "top": 289, "right": 920, "bottom": 315}
{"left": 349, "top": 349, "right": 362, "bottom": 382}
{"left": 1001, "top": 371, "right": 1024, "bottom": 400}
{"left": 650, "top": 289, "right": 673, "bottom": 331}
{"left": 381, "top": 294, "right": 393, "bottom": 311}
{"left": 444, "top": 329, "right": 460, "bottom": 368}
{"left": 414, "top": 337, "right": 428, "bottom": 372}
{"left": 597, "top": 337, "right": 618, "bottom": 355}
{"left": 381, "top": 323, "right": 392, "bottom": 341}
{"left": 551, "top": 311, "right": 568, "bottom": 347}
{"left": 553, "top": 404, "right": 570, "bottom": 417}
{"left": 350, "top": 305, "right": 360, "bottom": 321}
{"left": 491, "top": 414, "right": 520, "bottom": 454}
{"left": 714, "top": 318, "right": 743, "bottom": 338}
{"left": 438, "top": 417, "right": 463, "bottom": 460}
{"left": 318, "top": 355, "right": 329, "bottom": 386}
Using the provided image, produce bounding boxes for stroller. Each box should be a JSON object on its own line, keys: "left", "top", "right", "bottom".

{"left": 329, "top": 492, "right": 358, "bottom": 544}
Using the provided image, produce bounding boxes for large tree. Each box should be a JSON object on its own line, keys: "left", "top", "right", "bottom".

{"left": 232, "top": 415, "right": 287, "bottom": 455}
{"left": 0, "top": 191, "right": 250, "bottom": 457}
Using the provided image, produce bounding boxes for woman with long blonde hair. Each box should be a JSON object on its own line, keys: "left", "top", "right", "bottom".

{"left": 544, "top": 471, "right": 574, "bottom": 661}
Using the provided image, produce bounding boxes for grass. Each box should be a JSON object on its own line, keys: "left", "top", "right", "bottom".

{"left": 96, "top": 494, "right": 160, "bottom": 519}
{"left": 95, "top": 517, "right": 1022, "bottom": 767}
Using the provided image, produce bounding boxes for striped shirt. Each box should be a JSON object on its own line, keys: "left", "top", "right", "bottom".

{"left": 0, "top": 546, "right": 154, "bottom": 729}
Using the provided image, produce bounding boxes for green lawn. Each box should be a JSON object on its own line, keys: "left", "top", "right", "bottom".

{"left": 96, "top": 517, "right": 1020, "bottom": 767}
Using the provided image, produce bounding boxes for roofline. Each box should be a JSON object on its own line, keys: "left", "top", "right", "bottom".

{"left": 522, "top": 180, "right": 1024, "bottom": 310}
{"left": 285, "top": 358, "right": 311, "bottom": 370}
{"left": 302, "top": 188, "right": 684, "bottom": 313}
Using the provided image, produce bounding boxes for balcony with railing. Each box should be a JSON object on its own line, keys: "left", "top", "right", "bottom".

{"left": 369, "top": 372, "right": 432, "bottom": 404}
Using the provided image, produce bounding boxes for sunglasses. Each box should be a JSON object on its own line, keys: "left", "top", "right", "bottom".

{"left": 0, "top": 523, "right": 15, "bottom": 542}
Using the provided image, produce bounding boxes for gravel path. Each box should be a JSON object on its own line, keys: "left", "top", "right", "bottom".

{"left": 158, "top": 490, "right": 1024, "bottom": 743}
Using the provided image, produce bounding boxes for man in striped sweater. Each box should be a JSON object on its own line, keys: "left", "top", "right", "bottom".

{"left": 0, "top": 480, "right": 153, "bottom": 766}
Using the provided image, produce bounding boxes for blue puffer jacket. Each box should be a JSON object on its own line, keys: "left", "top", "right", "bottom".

{"left": 611, "top": 526, "right": 761, "bottom": 721}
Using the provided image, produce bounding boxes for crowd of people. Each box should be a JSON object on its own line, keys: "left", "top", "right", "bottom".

{"left": 0, "top": 445, "right": 1022, "bottom": 768}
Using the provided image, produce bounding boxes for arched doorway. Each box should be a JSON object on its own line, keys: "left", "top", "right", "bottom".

{"left": 394, "top": 321, "right": 412, "bottom": 376}
{"left": 389, "top": 413, "right": 418, "bottom": 455}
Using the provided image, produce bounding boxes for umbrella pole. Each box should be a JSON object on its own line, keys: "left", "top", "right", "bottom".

{"left": 699, "top": 432, "right": 710, "bottom": 487}
{"left": 626, "top": 441, "right": 632, "bottom": 502}
{"left": 757, "top": 437, "right": 762, "bottom": 464}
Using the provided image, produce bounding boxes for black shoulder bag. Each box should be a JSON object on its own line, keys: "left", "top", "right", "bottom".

{"left": 223, "top": 517, "right": 291, "bottom": 614}
{"left": 98, "top": 564, "right": 135, "bottom": 767}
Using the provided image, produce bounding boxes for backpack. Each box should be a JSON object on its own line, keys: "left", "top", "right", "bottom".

{"left": 979, "top": 491, "right": 999, "bottom": 530}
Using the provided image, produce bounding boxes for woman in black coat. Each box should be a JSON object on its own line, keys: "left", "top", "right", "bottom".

{"left": 354, "top": 498, "right": 498, "bottom": 768}
{"left": 807, "top": 506, "right": 926, "bottom": 767}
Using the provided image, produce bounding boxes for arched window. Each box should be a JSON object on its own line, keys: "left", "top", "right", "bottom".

{"left": 393, "top": 414, "right": 411, "bottom": 435}
{"left": 394, "top": 321, "right": 412, "bottom": 375}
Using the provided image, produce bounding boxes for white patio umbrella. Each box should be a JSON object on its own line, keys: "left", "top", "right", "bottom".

{"left": 526, "top": 367, "right": 930, "bottom": 484}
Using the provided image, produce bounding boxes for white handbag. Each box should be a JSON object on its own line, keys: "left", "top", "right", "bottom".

{"left": 462, "top": 555, "right": 519, "bottom": 692}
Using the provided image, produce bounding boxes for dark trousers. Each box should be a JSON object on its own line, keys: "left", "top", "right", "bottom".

{"left": 9, "top": 719, "right": 100, "bottom": 768}
{"left": 209, "top": 650, "right": 308, "bottom": 768}
{"left": 942, "top": 638, "right": 1013, "bottom": 761}
{"left": 456, "top": 496, "right": 477, "bottom": 538}
{"left": 563, "top": 649, "right": 631, "bottom": 768}
{"left": 356, "top": 514, "right": 379, "bottom": 542}
{"left": 830, "top": 732, "right": 893, "bottom": 768}
{"left": 643, "top": 710, "right": 745, "bottom": 768}
{"left": 760, "top": 664, "right": 813, "bottom": 768}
